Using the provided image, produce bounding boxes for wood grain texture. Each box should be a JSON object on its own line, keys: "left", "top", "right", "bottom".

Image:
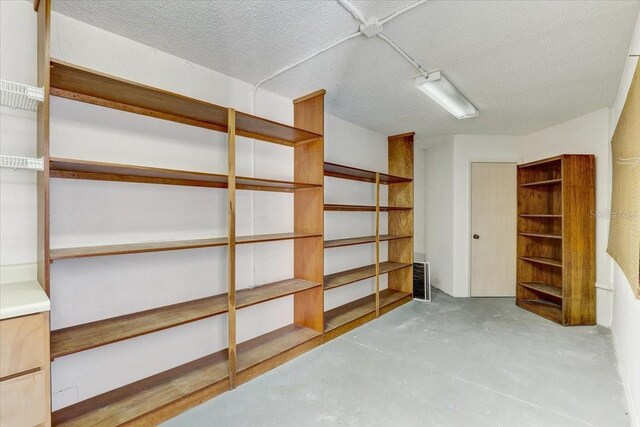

{"left": 237, "top": 279, "right": 321, "bottom": 309}
{"left": 49, "top": 233, "right": 321, "bottom": 260}
{"left": 0, "top": 370, "right": 47, "bottom": 427}
{"left": 324, "top": 289, "right": 411, "bottom": 341}
{"left": 324, "top": 234, "right": 410, "bottom": 249}
{"left": 293, "top": 91, "right": 324, "bottom": 333}
{"left": 236, "top": 324, "right": 321, "bottom": 384}
{"left": 49, "top": 157, "right": 320, "bottom": 192}
{"left": 324, "top": 204, "right": 412, "bottom": 212}
{"left": 388, "top": 132, "right": 414, "bottom": 293}
{"left": 50, "top": 294, "right": 229, "bottom": 359}
{"left": 324, "top": 261, "right": 411, "bottom": 290}
{"left": 51, "top": 351, "right": 229, "bottom": 427}
{"left": 516, "top": 155, "right": 595, "bottom": 325}
{"left": 375, "top": 173, "right": 380, "bottom": 317}
{"left": 36, "top": 0, "right": 50, "bottom": 295}
{"left": 324, "top": 162, "right": 412, "bottom": 185}
{"left": 49, "top": 59, "right": 320, "bottom": 146}
{"left": 0, "top": 313, "right": 45, "bottom": 379}
{"left": 561, "top": 155, "right": 596, "bottom": 325}
{"left": 227, "top": 108, "right": 237, "bottom": 388}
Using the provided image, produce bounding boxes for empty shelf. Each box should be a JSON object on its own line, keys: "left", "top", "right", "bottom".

{"left": 50, "top": 237, "right": 228, "bottom": 260}
{"left": 520, "top": 256, "right": 563, "bottom": 268}
{"left": 519, "top": 232, "right": 562, "bottom": 239}
{"left": 51, "top": 294, "right": 229, "bottom": 358}
{"left": 324, "top": 162, "right": 411, "bottom": 184}
{"left": 50, "top": 233, "right": 320, "bottom": 261}
{"left": 324, "top": 261, "right": 411, "bottom": 290}
{"left": 52, "top": 350, "right": 228, "bottom": 427}
{"left": 324, "top": 204, "right": 412, "bottom": 212}
{"left": 517, "top": 299, "right": 562, "bottom": 323}
{"left": 519, "top": 178, "right": 562, "bottom": 187}
{"left": 324, "top": 288, "right": 411, "bottom": 333}
{"left": 519, "top": 282, "right": 563, "bottom": 299}
{"left": 50, "top": 157, "right": 319, "bottom": 192}
{"left": 324, "top": 234, "right": 410, "bottom": 249}
{"left": 236, "top": 232, "right": 321, "bottom": 245}
{"left": 237, "top": 278, "right": 320, "bottom": 308}
{"left": 50, "top": 59, "right": 320, "bottom": 146}
{"left": 237, "top": 324, "right": 321, "bottom": 374}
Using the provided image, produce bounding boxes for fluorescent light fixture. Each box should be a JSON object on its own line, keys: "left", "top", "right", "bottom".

{"left": 415, "top": 72, "right": 478, "bottom": 119}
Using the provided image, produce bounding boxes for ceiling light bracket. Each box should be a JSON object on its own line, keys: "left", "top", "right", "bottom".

{"left": 360, "top": 17, "right": 383, "bottom": 38}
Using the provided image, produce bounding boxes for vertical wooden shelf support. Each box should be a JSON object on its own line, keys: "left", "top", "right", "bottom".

{"left": 375, "top": 173, "right": 381, "bottom": 317}
{"left": 227, "top": 108, "right": 237, "bottom": 388}
{"left": 293, "top": 90, "right": 325, "bottom": 334}
{"left": 387, "top": 132, "right": 415, "bottom": 294}
{"left": 36, "top": 0, "right": 51, "bottom": 296}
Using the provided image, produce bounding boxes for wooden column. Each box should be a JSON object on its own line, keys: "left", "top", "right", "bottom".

{"left": 227, "top": 108, "right": 237, "bottom": 388}
{"left": 388, "top": 132, "right": 415, "bottom": 293}
{"left": 36, "top": 0, "right": 51, "bottom": 295}
{"left": 293, "top": 90, "right": 325, "bottom": 333}
{"left": 375, "top": 173, "right": 380, "bottom": 317}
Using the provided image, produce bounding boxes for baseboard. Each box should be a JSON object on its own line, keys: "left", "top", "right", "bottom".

{"left": 0, "top": 262, "right": 37, "bottom": 284}
{"left": 612, "top": 328, "right": 639, "bottom": 427}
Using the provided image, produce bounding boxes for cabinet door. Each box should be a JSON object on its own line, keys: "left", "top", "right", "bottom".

{"left": 0, "top": 314, "right": 45, "bottom": 379}
{"left": 0, "top": 371, "right": 46, "bottom": 427}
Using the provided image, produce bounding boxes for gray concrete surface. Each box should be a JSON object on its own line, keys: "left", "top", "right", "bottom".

{"left": 163, "top": 290, "right": 629, "bottom": 427}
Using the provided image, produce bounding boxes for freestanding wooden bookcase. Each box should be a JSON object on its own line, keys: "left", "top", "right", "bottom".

{"left": 516, "top": 154, "right": 596, "bottom": 326}
{"left": 323, "top": 132, "right": 415, "bottom": 341}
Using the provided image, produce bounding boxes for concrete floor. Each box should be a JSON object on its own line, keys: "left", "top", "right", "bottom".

{"left": 163, "top": 290, "right": 629, "bottom": 427}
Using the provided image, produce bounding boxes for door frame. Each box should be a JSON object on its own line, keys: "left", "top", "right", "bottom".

{"left": 468, "top": 159, "right": 520, "bottom": 297}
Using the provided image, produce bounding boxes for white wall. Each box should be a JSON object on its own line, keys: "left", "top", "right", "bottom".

{"left": 521, "top": 108, "right": 613, "bottom": 324}
{"left": 0, "top": 1, "right": 389, "bottom": 411}
{"left": 609, "top": 11, "right": 640, "bottom": 426}
{"left": 421, "top": 136, "right": 454, "bottom": 294}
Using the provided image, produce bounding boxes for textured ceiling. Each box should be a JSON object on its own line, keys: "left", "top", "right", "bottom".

{"left": 52, "top": 0, "right": 640, "bottom": 137}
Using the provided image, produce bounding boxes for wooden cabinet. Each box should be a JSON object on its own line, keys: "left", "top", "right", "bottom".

{"left": 0, "top": 312, "right": 51, "bottom": 427}
{"left": 516, "top": 155, "right": 596, "bottom": 325}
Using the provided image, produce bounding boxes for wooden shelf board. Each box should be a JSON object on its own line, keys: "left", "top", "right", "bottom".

{"left": 324, "top": 204, "right": 412, "bottom": 212}
{"left": 50, "top": 157, "right": 320, "bottom": 192}
{"left": 518, "top": 156, "right": 563, "bottom": 169}
{"left": 50, "top": 233, "right": 320, "bottom": 261}
{"left": 50, "top": 237, "right": 228, "bottom": 260}
{"left": 50, "top": 58, "right": 320, "bottom": 146}
{"left": 237, "top": 278, "right": 320, "bottom": 309}
{"left": 324, "top": 162, "right": 411, "bottom": 184}
{"left": 519, "top": 178, "right": 562, "bottom": 187}
{"left": 236, "top": 324, "right": 321, "bottom": 374}
{"left": 52, "top": 350, "right": 228, "bottom": 427}
{"left": 51, "top": 294, "right": 229, "bottom": 359}
{"left": 519, "top": 214, "right": 562, "bottom": 218}
{"left": 520, "top": 256, "right": 563, "bottom": 268}
{"left": 324, "top": 234, "right": 411, "bottom": 249}
{"left": 517, "top": 299, "right": 562, "bottom": 323}
{"left": 324, "top": 261, "right": 411, "bottom": 290}
{"left": 324, "top": 289, "right": 411, "bottom": 338}
{"left": 518, "top": 232, "right": 563, "bottom": 240}
{"left": 518, "top": 282, "right": 563, "bottom": 299}
{"left": 236, "top": 232, "right": 321, "bottom": 245}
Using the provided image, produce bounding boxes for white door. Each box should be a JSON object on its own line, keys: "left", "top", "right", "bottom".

{"left": 470, "top": 162, "right": 517, "bottom": 297}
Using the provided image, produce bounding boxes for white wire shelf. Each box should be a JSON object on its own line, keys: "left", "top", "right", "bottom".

{"left": 0, "top": 155, "right": 44, "bottom": 171}
{"left": 1, "top": 80, "right": 44, "bottom": 111}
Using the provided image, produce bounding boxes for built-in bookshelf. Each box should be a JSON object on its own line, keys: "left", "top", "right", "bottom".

{"left": 516, "top": 155, "right": 596, "bottom": 326}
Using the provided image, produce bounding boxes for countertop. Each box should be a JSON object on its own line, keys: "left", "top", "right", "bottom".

{"left": 0, "top": 280, "right": 50, "bottom": 320}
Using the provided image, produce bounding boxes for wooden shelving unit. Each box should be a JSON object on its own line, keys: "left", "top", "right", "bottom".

{"left": 36, "top": 1, "right": 327, "bottom": 423}
{"left": 516, "top": 154, "right": 595, "bottom": 326}
{"left": 323, "top": 132, "right": 415, "bottom": 341}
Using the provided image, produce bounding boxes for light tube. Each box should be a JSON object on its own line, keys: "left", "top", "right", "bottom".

{"left": 415, "top": 72, "right": 478, "bottom": 119}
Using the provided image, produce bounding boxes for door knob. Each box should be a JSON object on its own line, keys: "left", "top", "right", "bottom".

{"left": 473, "top": 234, "right": 480, "bottom": 240}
